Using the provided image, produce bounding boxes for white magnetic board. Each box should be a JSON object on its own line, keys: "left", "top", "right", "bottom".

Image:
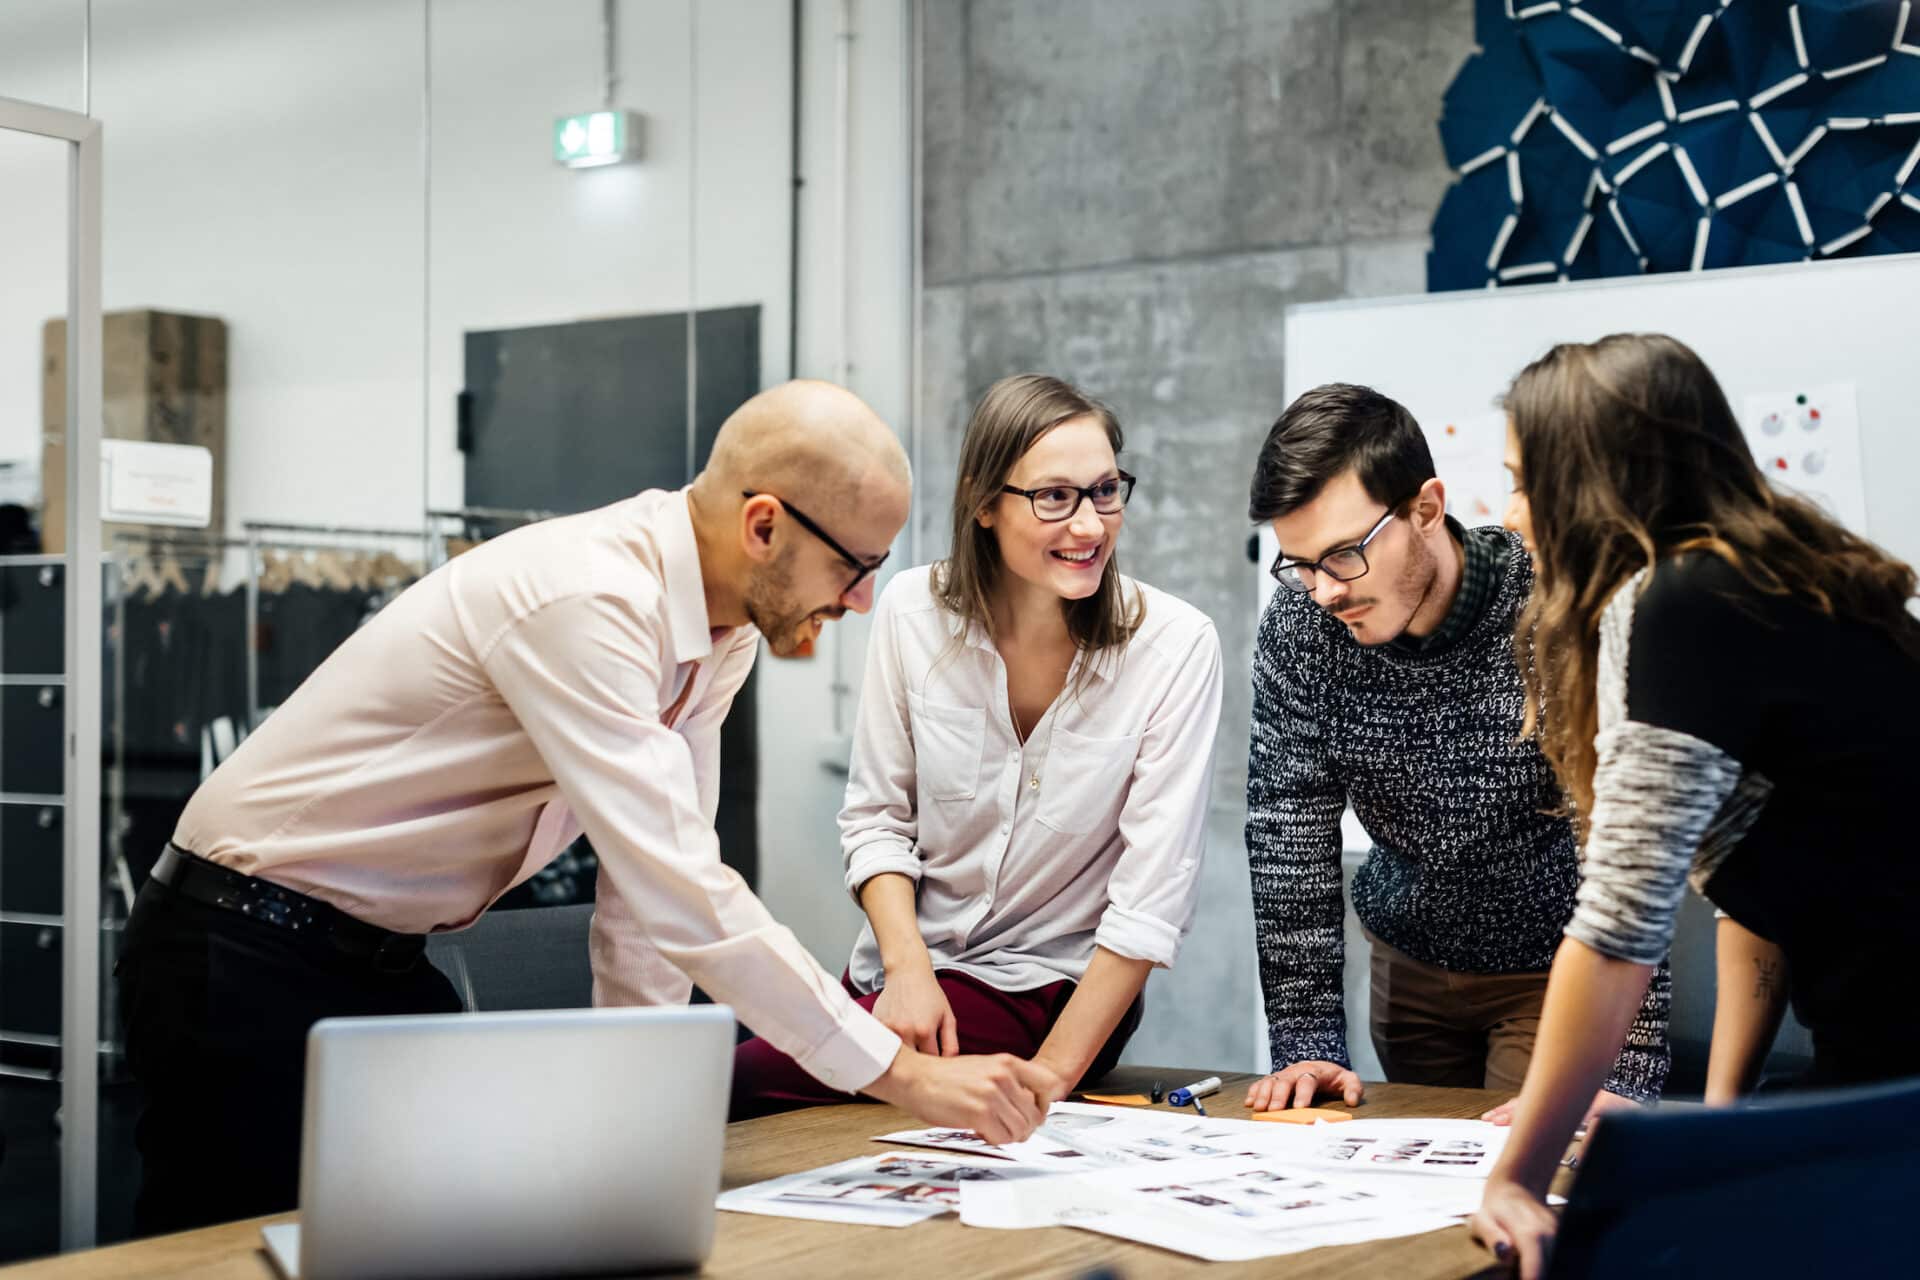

{"left": 1264, "top": 252, "right": 1920, "bottom": 611}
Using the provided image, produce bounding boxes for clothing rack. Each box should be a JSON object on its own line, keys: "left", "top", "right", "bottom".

{"left": 105, "top": 526, "right": 433, "bottom": 893}
{"left": 424, "top": 506, "right": 561, "bottom": 567}
{"left": 426, "top": 505, "right": 560, "bottom": 526}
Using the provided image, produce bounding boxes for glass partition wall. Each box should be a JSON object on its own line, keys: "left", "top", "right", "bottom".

{"left": 0, "top": 0, "right": 789, "bottom": 1257}
{"left": 0, "top": 86, "right": 102, "bottom": 1259}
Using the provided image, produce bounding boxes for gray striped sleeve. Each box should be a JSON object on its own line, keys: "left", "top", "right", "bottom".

{"left": 1569, "top": 720, "right": 1744, "bottom": 965}
{"left": 1570, "top": 572, "right": 1772, "bottom": 966}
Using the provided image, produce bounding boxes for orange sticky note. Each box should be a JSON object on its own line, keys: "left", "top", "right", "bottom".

{"left": 1079, "top": 1092, "right": 1153, "bottom": 1107}
{"left": 1252, "top": 1107, "right": 1353, "bottom": 1124}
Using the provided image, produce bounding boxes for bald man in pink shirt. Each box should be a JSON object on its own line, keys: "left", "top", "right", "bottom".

{"left": 115, "top": 381, "right": 1055, "bottom": 1235}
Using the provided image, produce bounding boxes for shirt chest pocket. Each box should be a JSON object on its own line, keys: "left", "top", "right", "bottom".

{"left": 1037, "top": 726, "right": 1141, "bottom": 836}
{"left": 908, "top": 690, "right": 987, "bottom": 802}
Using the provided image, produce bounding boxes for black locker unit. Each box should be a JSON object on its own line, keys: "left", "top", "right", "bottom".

{"left": 0, "top": 556, "right": 68, "bottom": 1080}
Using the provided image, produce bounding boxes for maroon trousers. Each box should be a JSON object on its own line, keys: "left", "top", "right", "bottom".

{"left": 730, "top": 968, "right": 1142, "bottom": 1121}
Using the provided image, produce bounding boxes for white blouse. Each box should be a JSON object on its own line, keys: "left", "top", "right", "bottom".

{"left": 839, "top": 565, "right": 1223, "bottom": 994}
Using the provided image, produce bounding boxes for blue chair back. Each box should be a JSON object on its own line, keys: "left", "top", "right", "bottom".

{"left": 1549, "top": 1075, "right": 1920, "bottom": 1277}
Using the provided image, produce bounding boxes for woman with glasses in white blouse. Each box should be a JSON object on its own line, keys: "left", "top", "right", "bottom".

{"left": 732, "top": 373, "right": 1224, "bottom": 1116}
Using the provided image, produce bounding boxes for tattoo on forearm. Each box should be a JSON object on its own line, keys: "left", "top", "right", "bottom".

{"left": 1752, "top": 957, "right": 1782, "bottom": 1001}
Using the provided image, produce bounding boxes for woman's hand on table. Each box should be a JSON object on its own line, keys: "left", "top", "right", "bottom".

{"left": 1481, "top": 1086, "right": 1641, "bottom": 1131}
{"left": 1470, "top": 1177, "right": 1559, "bottom": 1280}
{"left": 872, "top": 964, "right": 959, "bottom": 1056}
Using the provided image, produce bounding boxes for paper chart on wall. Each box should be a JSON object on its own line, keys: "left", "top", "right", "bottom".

{"left": 1739, "top": 382, "right": 1868, "bottom": 535}
{"left": 715, "top": 1150, "right": 1057, "bottom": 1227}
{"left": 959, "top": 1155, "right": 1468, "bottom": 1262}
{"left": 1427, "top": 411, "right": 1511, "bottom": 529}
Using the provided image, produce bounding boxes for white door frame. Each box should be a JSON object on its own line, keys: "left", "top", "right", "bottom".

{"left": 0, "top": 91, "right": 104, "bottom": 1252}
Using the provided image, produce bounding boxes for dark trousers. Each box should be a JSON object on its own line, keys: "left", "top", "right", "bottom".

{"left": 114, "top": 876, "right": 461, "bottom": 1237}
{"left": 729, "top": 968, "right": 1142, "bottom": 1121}
{"left": 1366, "top": 930, "right": 1549, "bottom": 1092}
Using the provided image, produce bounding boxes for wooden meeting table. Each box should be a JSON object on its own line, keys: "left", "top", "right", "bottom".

{"left": 2, "top": 1067, "right": 1531, "bottom": 1279}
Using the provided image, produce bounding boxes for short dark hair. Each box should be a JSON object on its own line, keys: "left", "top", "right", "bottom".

{"left": 1247, "top": 383, "right": 1436, "bottom": 522}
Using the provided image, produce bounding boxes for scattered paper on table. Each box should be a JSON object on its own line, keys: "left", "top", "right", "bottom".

{"left": 1284, "top": 1118, "right": 1509, "bottom": 1179}
{"left": 737, "top": 1104, "right": 1508, "bottom": 1251}
{"left": 717, "top": 1151, "right": 1054, "bottom": 1227}
{"left": 878, "top": 1102, "right": 1263, "bottom": 1168}
{"left": 960, "top": 1155, "right": 1465, "bottom": 1261}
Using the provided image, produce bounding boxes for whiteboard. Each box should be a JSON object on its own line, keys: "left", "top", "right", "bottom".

{"left": 1269, "top": 252, "right": 1920, "bottom": 591}
{"left": 1260, "top": 256, "right": 1920, "bottom": 1075}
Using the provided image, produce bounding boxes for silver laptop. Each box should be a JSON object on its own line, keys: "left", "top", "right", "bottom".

{"left": 262, "top": 1004, "right": 734, "bottom": 1279}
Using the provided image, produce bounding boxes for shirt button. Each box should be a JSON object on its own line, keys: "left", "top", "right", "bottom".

{"left": 821, "top": 1067, "right": 835, "bottom": 1083}
{"left": 1000, "top": 821, "right": 1010, "bottom": 834}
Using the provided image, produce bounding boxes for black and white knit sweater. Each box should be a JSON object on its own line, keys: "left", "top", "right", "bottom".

{"left": 1246, "top": 526, "right": 1671, "bottom": 1101}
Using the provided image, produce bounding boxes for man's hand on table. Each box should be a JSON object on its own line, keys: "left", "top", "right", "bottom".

{"left": 1245, "top": 1060, "right": 1365, "bottom": 1111}
{"left": 1026, "top": 1054, "right": 1075, "bottom": 1108}
{"left": 863, "top": 1045, "right": 1053, "bottom": 1145}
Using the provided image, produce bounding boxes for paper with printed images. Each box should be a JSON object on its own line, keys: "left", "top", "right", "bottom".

{"left": 1282, "top": 1117, "right": 1509, "bottom": 1178}
{"left": 728, "top": 1103, "right": 1511, "bottom": 1250}
{"left": 959, "top": 1155, "right": 1472, "bottom": 1262}
{"left": 716, "top": 1150, "right": 1056, "bottom": 1227}
{"left": 875, "top": 1101, "right": 1264, "bottom": 1168}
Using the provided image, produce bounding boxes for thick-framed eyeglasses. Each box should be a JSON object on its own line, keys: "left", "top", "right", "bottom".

{"left": 999, "top": 471, "right": 1137, "bottom": 522}
{"left": 1270, "top": 506, "right": 1397, "bottom": 593}
{"left": 743, "top": 490, "right": 890, "bottom": 594}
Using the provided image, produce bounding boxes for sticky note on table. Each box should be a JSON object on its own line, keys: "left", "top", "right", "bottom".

{"left": 1079, "top": 1093, "right": 1152, "bottom": 1107}
{"left": 1251, "top": 1107, "right": 1353, "bottom": 1124}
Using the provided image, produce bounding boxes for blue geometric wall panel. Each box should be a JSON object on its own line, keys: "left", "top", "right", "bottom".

{"left": 1429, "top": 0, "right": 1920, "bottom": 290}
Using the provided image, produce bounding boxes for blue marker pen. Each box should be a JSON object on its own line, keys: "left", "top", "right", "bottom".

{"left": 1167, "top": 1076, "right": 1221, "bottom": 1116}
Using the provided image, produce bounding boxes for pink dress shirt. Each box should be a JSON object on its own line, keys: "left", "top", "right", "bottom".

{"left": 175, "top": 489, "right": 901, "bottom": 1092}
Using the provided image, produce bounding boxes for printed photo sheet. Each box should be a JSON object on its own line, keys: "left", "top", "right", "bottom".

{"left": 875, "top": 1102, "right": 1266, "bottom": 1168}
{"left": 878, "top": 1105, "right": 1508, "bottom": 1179}
{"left": 1280, "top": 1117, "right": 1509, "bottom": 1179}
{"left": 958, "top": 1155, "right": 1471, "bottom": 1262}
{"left": 716, "top": 1150, "right": 1057, "bottom": 1227}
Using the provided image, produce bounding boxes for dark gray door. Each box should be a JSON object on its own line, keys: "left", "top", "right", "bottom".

{"left": 460, "top": 307, "right": 760, "bottom": 890}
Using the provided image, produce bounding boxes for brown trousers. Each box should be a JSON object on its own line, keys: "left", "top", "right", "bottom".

{"left": 1366, "top": 931, "right": 1550, "bottom": 1092}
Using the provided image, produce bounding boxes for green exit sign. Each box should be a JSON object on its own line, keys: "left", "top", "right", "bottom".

{"left": 553, "top": 110, "right": 644, "bottom": 168}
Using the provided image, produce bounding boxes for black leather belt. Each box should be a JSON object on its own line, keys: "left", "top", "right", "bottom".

{"left": 151, "top": 844, "right": 427, "bottom": 972}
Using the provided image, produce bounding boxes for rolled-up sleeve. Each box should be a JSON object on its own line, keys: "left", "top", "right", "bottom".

{"left": 839, "top": 587, "right": 924, "bottom": 898}
{"left": 1094, "top": 621, "right": 1223, "bottom": 968}
{"left": 483, "top": 593, "right": 900, "bottom": 1093}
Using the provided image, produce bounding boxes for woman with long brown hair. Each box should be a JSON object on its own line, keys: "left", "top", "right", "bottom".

{"left": 1471, "top": 333, "right": 1920, "bottom": 1274}
{"left": 730, "top": 373, "right": 1223, "bottom": 1117}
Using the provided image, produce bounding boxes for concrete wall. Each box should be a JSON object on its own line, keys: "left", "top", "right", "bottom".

{"left": 916, "top": 0, "right": 1476, "bottom": 1071}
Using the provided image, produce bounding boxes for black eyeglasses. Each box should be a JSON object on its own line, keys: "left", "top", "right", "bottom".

{"left": 743, "top": 490, "right": 890, "bottom": 595}
{"left": 999, "top": 471, "right": 1136, "bottom": 522}
{"left": 1270, "top": 507, "right": 1396, "bottom": 594}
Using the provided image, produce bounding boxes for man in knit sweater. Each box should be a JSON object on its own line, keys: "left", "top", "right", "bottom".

{"left": 1241, "top": 384, "right": 1669, "bottom": 1119}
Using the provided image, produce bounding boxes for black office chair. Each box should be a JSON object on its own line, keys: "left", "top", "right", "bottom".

{"left": 425, "top": 903, "right": 595, "bottom": 1012}
{"left": 1548, "top": 1074, "right": 1919, "bottom": 1277}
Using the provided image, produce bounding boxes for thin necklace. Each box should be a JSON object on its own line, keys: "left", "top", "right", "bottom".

{"left": 1018, "top": 649, "right": 1081, "bottom": 791}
